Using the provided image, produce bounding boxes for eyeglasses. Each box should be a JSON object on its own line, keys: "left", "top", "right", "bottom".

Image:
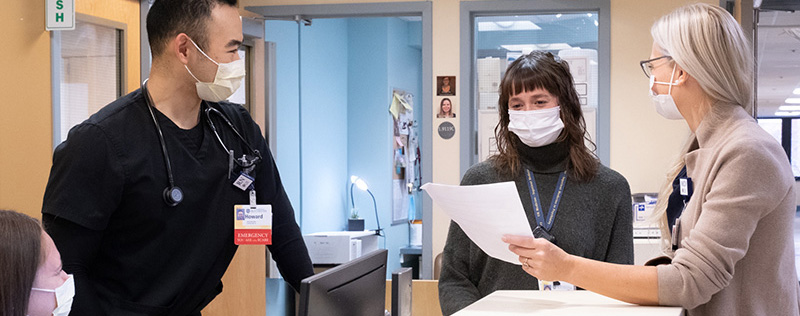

{"left": 639, "top": 55, "right": 672, "bottom": 78}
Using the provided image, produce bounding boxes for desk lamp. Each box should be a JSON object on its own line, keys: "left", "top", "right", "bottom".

{"left": 350, "top": 176, "right": 382, "bottom": 236}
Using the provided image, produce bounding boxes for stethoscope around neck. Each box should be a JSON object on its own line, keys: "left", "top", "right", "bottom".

{"left": 141, "top": 79, "right": 261, "bottom": 207}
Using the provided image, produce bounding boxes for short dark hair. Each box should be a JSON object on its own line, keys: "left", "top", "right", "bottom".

{"left": 0, "top": 210, "right": 42, "bottom": 316}
{"left": 492, "top": 51, "right": 598, "bottom": 182}
{"left": 146, "top": 0, "right": 238, "bottom": 57}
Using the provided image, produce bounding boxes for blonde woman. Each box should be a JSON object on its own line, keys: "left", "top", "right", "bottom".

{"left": 503, "top": 4, "right": 800, "bottom": 315}
{"left": 437, "top": 98, "right": 456, "bottom": 118}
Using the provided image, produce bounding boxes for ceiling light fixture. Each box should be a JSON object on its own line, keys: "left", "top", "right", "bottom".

{"left": 500, "top": 43, "right": 573, "bottom": 53}
{"left": 775, "top": 111, "right": 800, "bottom": 116}
{"left": 477, "top": 21, "right": 541, "bottom": 32}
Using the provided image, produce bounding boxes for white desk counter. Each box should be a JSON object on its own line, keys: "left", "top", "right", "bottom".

{"left": 453, "top": 290, "right": 683, "bottom": 316}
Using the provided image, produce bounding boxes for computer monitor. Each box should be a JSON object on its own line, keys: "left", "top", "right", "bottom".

{"left": 391, "top": 267, "right": 412, "bottom": 316}
{"left": 299, "top": 249, "right": 388, "bottom": 316}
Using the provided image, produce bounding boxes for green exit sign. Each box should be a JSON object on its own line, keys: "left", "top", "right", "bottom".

{"left": 46, "top": 0, "right": 75, "bottom": 31}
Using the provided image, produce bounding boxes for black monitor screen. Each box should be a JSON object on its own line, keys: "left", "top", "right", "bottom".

{"left": 299, "top": 249, "right": 388, "bottom": 316}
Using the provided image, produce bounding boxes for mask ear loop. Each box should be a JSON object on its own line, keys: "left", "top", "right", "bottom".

{"left": 184, "top": 38, "right": 220, "bottom": 84}
{"left": 185, "top": 65, "right": 202, "bottom": 83}
{"left": 666, "top": 64, "right": 677, "bottom": 96}
{"left": 188, "top": 38, "right": 220, "bottom": 66}
{"left": 651, "top": 63, "right": 679, "bottom": 95}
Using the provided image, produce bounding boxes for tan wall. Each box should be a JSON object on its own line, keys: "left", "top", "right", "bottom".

{"left": 609, "top": 0, "right": 710, "bottom": 194}
{"left": 0, "top": 0, "right": 140, "bottom": 219}
{"left": 1, "top": 1, "right": 57, "bottom": 218}
{"left": 240, "top": 0, "right": 721, "bottom": 272}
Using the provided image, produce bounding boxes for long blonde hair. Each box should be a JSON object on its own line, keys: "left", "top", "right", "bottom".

{"left": 647, "top": 3, "right": 754, "bottom": 250}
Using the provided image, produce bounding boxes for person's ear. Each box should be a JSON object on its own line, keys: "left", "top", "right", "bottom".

{"left": 673, "top": 67, "right": 688, "bottom": 85}
{"left": 174, "top": 33, "right": 192, "bottom": 65}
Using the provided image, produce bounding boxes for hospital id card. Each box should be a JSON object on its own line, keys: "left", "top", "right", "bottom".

{"left": 234, "top": 204, "right": 272, "bottom": 245}
{"left": 538, "top": 280, "right": 576, "bottom": 291}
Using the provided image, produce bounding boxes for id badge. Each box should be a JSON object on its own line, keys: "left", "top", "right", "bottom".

{"left": 538, "top": 280, "right": 576, "bottom": 291}
{"left": 234, "top": 204, "right": 272, "bottom": 245}
{"left": 532, "top": 225, "right": 556, "bottom": 244}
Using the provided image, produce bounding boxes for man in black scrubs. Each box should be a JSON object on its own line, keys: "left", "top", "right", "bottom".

{"left": 41, "top": 0, "right": 313, "bottom": 314}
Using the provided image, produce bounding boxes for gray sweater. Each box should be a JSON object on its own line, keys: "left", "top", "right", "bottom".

{"left": 438, "top": 140, "right": 634, "bottom": 315}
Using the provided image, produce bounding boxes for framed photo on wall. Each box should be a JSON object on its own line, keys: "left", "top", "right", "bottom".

{"left": 437, "top": 76, "right": 455, "bottom": 96}
{"left": 436, "top": 97, "right": 456, "bottom": 119}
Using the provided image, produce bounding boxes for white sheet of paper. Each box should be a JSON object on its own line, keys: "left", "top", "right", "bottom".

{"left": 421, "top": 182, "right": 533, "bottom": 265}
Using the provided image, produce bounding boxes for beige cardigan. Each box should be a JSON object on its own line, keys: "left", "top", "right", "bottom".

{"left": 657, "top": 104, "right": 800, "bottom": 315}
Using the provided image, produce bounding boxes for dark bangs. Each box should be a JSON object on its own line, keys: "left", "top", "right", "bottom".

{"left": 502, "top": 61, "right": 561, "bottom": 100}
{"left": 491, "top": 51, "right": 598, "bottom": 182}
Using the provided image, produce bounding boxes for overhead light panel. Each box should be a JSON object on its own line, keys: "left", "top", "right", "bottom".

{"left": 775, "top": 111, "right": 800, "bottom": 116}
{"left": 786, "top": 98, "right": 800, "bottom": 104}
{"left": 779, "top": 105, "right": 800, "bottom": 111}
{"left": 478, "top": 21, "right": 541, "bottom": 32}
{"left": 794, "top": 88, "right": 800, "bottom": 95}
{"left": 500, "top": 43, "right": 573, "bottom": 53}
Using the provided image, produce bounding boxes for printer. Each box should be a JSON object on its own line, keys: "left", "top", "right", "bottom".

{"left": 303, "top": 231, "right": 379, "bottom": 264}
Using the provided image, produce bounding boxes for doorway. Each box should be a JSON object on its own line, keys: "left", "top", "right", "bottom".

{"left": 247, "top": 2, "right": 434, "bottom": 283}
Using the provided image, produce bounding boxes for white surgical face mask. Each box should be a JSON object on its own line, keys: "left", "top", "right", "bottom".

{"left": 649, "top": 64, "right": 683, "bottom": 120}
{"left": 31, "top": 274, "right": 75, "bottom": 316}
{"left": 508, "top": 106, "right": 564, "bottom": 147}
{"left": 185, "top": 39, "right": 246, "bottom": 103}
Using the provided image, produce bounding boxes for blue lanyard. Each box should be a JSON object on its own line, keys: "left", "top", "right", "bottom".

{"left": 524, "top": 170, "right": 567, "bottom": 231}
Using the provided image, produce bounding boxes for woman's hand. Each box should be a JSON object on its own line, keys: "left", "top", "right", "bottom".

{"left": 502, "top": 235, "right": 575, "bottom": 282}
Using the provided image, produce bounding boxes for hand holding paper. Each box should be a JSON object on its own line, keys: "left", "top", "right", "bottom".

{"left": 421, "top": 182, "right": 533, "bottom": 265}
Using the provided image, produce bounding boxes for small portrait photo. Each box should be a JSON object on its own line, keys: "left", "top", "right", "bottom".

{"left": 437, "top": 76, "right": 455, "bottom": 96}
{"left": 436, "top": 97, "right": 456, "bottom": 118}
{"left": 236, "top": 209, "right": 245, "bottom": 221}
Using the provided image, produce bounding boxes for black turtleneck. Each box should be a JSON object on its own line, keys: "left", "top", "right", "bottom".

{"left": 514, "top": 137, "right": 570, "bottom": 174}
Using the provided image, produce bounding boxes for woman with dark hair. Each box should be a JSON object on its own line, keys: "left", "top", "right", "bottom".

{"left": 0, "top": 210, "right": 74, "bottom": 316}
{"left": 439, "top": 76, "right": 454, "bottom": 95}
{"left": 437, "top": 98, "right": 456, "bottom": 118}
{"left": 437, "top": 51, "right": 633, "bottom": 315}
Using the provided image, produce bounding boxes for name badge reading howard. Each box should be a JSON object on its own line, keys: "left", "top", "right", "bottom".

{"left": 234, "top": 205, "right": 272, "bottom": 245}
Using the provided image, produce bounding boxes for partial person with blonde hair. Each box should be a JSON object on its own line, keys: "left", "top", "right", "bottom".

{"left": 503, "top": 4, "right": 800, "bottom": 315}
{"left": 0, "top": 210, "right": 74, "bottom": 316}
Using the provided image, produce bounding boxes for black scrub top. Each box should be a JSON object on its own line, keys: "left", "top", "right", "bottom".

{"left": 42, "top": 89, "right": 312, "bottom": 315}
